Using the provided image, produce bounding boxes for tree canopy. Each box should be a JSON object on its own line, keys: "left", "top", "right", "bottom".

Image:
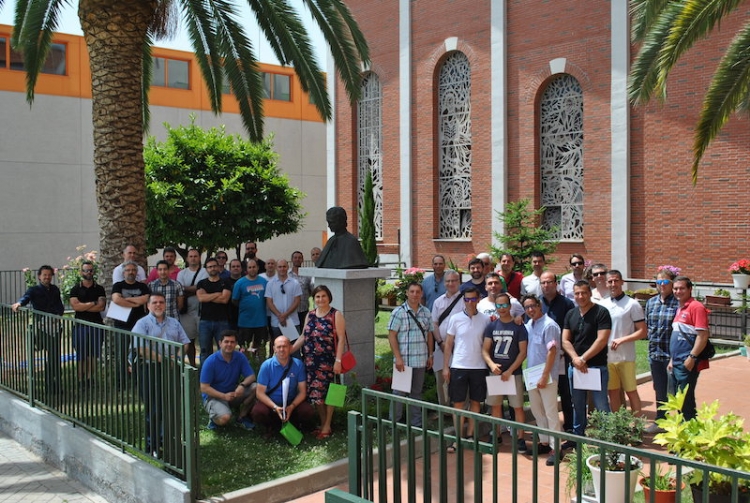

{"left": 145, "top": 118, "right": 305, "bottom": 256}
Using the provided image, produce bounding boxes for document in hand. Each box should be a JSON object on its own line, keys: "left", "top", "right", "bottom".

{"left": 523, "top": 363, "right": 553, "bottom": 391}
{"left": 391, "top": 365, "right": 414, "bottom": 393}
{"left": 572, "top": 367, "right": 601, "bottom": 391}
{"left": 486, "top": 374, "right": 517, "bottom": 396}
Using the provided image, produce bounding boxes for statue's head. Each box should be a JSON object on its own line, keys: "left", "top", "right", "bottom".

{"left": 326, "top": 206, "right": 348, "bottom": 233}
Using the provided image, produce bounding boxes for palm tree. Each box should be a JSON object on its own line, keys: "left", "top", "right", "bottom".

{"left": 629, "top": 0, "right": 749, "bottom": 184}
{"left": 4, "top": 0, "right": 368, "bottom": 282}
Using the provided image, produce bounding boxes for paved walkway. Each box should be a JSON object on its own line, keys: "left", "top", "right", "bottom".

{"left": 0, "top": 431, "right": 108, "bottom": 503}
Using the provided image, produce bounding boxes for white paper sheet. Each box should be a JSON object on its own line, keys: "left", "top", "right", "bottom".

{"left": 431, "top": 347, "right": 445, "bottom": 372}
{"left": 281, "top": 377, "right": 291, "bottom": 421}
{"left": 106, "top": 302, "right": 132, "bottom": 322}
{"left": 280, "top": 322, "right": 300, "bottom": 341}
{"left": 572, "top": 367, "right": 602, "bottom": 391}
{"left": 523, "top": 363, "right": 553, "bottom": 391}
{"left": 391, "top": 365, "right": 414, "bottom": 393}
{"left": 486, "top": 374, "right": 517, "bottom": 396}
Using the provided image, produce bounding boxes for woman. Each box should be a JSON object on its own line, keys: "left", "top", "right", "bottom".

{"left": 292, "top": 285, "right": 346, "bottom": 439}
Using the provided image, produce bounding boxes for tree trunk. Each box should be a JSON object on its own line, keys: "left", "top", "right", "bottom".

{"left": 78, "top": 0, "right": 156, "bottom": 292}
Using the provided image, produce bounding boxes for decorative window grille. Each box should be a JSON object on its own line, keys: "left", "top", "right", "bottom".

{"left": 540, "top": 74, "right": 583, "bottom": 241}
{"left": 357, "top": 72, "right": 383, "bottom": 239}
{"left": 438, "top": 52, "right": 472, "bottom": 239}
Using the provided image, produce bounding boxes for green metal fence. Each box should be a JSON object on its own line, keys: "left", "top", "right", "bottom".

{"left": 345, "top": 389, "right": 750, "bottom": 503}
{"left": 0, "top": 304, "right": 199, "bottom": 498}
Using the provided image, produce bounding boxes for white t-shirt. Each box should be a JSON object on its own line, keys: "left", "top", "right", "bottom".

{"left": 601, "top": 294, "right": 644, "bottom": 362}
{"left": 446, "top": 310, "right": 490, "bottom": 369}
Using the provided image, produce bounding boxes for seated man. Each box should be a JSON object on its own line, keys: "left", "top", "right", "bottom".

{"left": 200, "top": 330, "right": 257, "bottom": 430}
{"left": 251, "top": 336, "right": 315, "bottom": 437}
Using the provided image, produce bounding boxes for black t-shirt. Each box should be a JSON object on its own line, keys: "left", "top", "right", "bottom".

{"left": 69, "top": 282, "right": 106, "bottom": 324}
{"left": 111, "top": 281, "right": 150, "bottom": 329}
{"left": 197, "top": 277, "right": 231, "bottom": 321}
{"left": 563, "top": 304, "right": 612, "bottom": 367}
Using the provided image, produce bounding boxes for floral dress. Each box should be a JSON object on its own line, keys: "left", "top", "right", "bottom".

{"left": 302, "top": 307, "right": 337, "bottom": 405}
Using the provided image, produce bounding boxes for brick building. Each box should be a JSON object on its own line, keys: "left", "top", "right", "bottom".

{"left": 330, "top": 0, "right": 750, "bottom": 282}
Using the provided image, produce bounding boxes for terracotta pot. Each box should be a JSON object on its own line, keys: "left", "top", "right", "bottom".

{"left": 639, "top": 478, "right": 684, "bottom": 503}
{"left": 690, "top": 484, "right": 750, "bottom": 503}
{"left": 705, "top": 295, "right": 731, "bottom": 306}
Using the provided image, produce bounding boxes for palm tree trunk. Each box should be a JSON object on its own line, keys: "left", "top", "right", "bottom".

{"left": 79, "top": 0, "right": 156, "bottom": 291}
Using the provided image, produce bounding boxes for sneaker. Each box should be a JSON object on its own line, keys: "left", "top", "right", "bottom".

{"left": 560, "top": 440, "right": 577, "bottom": 450}
{"left": 517, "top": 439, "right": 528, "bottom": 453}
{"left": 546, "top": 451, "right": 561, "bottom": 466}
{"left": 645, "top": 423, "right": 665, "bottom": 434}
{"left": 236, "top": 417, "right": 255, "bottom": 430}
{"left": 536, "top": 443, "right": 553, "bottom": 455}
{"left": 207, "top": 419, "right": 217, "bottom": 430}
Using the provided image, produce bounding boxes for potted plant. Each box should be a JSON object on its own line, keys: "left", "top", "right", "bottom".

{"left": 376, "top": 281, "right": 397, "bottom": 306}
{"left": 705, "top": 288, "right": 731, "bottom": 307}
{"left": 743, "top": 334, "right": 750, "bottom": 360}
{"left": 565, "top": 443, "right": 597, "bottom": 502}
{"left": 584, "top": 408, "right": 645, "bottom": 503}
{"left": 653, "top": 388, "right": 750, "bottom": 502}
{"left": 634, "top": 288, "right": 658, "bottom": 301}
{"left": 729, "top": 259, "right": 750, "bottom": 289}
{"left": 639, "top": 463, "right": 685, "bottom": 503}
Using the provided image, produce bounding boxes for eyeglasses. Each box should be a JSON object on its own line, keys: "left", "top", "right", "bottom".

{"left": 592, "top": 271, "right": 607, "bottom": 277}
{"left": 655, "top": 279, "right": 672, "bottom": 285}
{"left": 217, "top": 255, "right": 227, "bottom": 260}
{"left": 495, "top": 303, "right": 511, "bottom": 308}
{"left": 571, "top": 261, "right": 584, "bottom": 266}
{"left": 523, "top": 304, "right": 538, "bottom": 310}
{"left": 280, "top": 284, "right": 286, "bottom": 294}
{"left": 463, "top": 297, "right": 479, "bottom": 303}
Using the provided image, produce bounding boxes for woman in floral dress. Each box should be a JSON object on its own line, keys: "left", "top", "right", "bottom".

{"left": 292, "top": 285, "right": 346, "bottom": 439}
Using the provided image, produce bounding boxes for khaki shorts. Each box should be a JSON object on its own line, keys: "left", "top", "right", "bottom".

{"left": 607, "top": 361, "right": 637, "bottom": 392}
{"left": 486, "top": 374, "right": 524, "bottom": 408}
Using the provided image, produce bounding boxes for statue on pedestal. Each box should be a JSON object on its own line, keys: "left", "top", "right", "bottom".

{"left": 315, "top": 207, "right": 369, "bottom": 269}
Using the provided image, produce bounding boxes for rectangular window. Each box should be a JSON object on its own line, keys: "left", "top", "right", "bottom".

{"left": 0, "top": 37, "right": 6, "bottom": 68}
{"left": 152, "top": 57, "right": 189, "bottom": 89}
{"left": 41, "top": 43, "right": 66, "bottom": 75}
{"left": 262, "top": 72, "right": 272, "bottom": 99}
{"left": 273, "top": 74, "right": 290, "bottom": 101}
{"left": 152, "top": 57, "right": 166, "bottom": 86}
{"left": 0, "top": 37, "right": 66, "bottom": 74}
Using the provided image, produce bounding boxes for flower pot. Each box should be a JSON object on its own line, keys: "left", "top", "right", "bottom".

{"left": 705, "top": 295, "right": 731, "bottom": 306}
{"left": 732, "top": 274, "right": 750, "bottom": 290}
{"left": 640, "top": 478, "right": 684, "bottom": 503}
{"left": 690, "top": 484, "right": 750, "bottom": 503}
{"left": 587, "top": 454, "right": 642, "bottom": 503}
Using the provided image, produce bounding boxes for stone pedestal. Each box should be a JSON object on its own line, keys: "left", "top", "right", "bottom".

{"left": 299, "top": 267, "right": 390, "bottom": 386}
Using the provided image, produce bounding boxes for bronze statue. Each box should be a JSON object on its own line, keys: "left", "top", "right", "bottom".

{"left": 315, "top": 207, "right": 370, "bottom": 269}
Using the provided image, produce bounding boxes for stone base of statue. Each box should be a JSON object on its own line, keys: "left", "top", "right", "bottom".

{"left": 299, "top": 267, "right": 390, "bottom": 387}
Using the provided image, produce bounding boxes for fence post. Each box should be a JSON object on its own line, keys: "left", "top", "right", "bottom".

{"left": 183, "top": 366, "right": 199, "bottom": 502}
{"left": 347, "top": 410, "right": 362, "bottom": 497}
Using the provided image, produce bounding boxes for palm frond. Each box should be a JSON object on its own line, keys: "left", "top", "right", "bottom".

{"left": 142, "top": 39, "right": 154, "bottom": 134}
{"left": 150, "top": 0, "right": 179, "bottom": 40}
{"left": 630, "top": 0, "right": 672, "bottom": 42}
{"left": 181, "top": 0, "right": 225, "bottom": 113}
{"left": 692, "top": 21, "right": 750, "bottom": 184}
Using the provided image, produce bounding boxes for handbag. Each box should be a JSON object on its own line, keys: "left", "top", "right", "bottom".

{"left": 332, "top": 310, "right": 356, "bottom": 373}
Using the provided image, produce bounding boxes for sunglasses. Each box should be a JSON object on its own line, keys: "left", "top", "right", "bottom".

{"left": 523, "top": 304, "right": 538, "bottom": 310}
{"left": 495, "top": 303, "right": 511, "bottom": 308}
{"left": 655, "top": 279, "right": 672, "bottom": 285}
{"left": 464, "top": 297, "right": 479, "bottom": 303}
{"left": 280, "top": 284, "right": 286, "bottom": 294}
{"left": 592, "top": 271, "right": 607, "bottom": 277}
{"left": 571, "top": 261, "right": 584, "bottom": 266}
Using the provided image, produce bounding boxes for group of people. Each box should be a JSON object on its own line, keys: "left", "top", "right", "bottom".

{"left": 387, "top": 252, "right": 710, "bottom": 465}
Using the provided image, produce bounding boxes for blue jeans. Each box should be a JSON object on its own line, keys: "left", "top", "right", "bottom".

{"left": 569, "top": 364, "right": 610, "bottom": 435}
{"left": 391, "top": 367, "right": 427, "bottom": 427}
{"left": 199, "top": 320, "right": 229, "bottom": 365}
{"left": 649, "top": 358, "right": 672, "bottom": 420}
{"left": 671, "top": 363, "right": 699, "bottom": 420}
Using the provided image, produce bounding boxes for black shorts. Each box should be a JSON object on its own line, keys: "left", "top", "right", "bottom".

{"left": 448, "top": 368, "right": 488, "bottom": 403}
{"left": 238, "top": 326, "right": 269, "bottom": 347}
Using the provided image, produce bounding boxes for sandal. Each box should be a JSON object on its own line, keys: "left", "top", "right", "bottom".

{"left": 446, "top": 443, "right": 457, "bottom": 453}
{"left": 315, "top": 430, "right": 333, "bottom": 440}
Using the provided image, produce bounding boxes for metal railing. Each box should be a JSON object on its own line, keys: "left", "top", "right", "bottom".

{"left": 345, "top": 390, "right": 750, "bottom": 503}
{"left": 0, "top": 304, "right": 199, "bottom": 497}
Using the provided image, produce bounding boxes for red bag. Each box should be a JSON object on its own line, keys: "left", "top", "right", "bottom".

{"left": 333, "top": 311, "right": 356, "bottom": 373}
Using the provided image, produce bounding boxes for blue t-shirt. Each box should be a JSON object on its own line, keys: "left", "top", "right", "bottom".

{"left": 257, "top": 356, "right": 305, "bottom": 404}
{"left": 483, "top": 318, "right": 528, "bottom": 375}
{"left": 232, "top": 276, "right": 268, "bottom": 328}
{"left": 200, "top": 350, "right": 255, "bottom": 401}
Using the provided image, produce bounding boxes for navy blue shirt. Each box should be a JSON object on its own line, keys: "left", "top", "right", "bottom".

{"left": 542, "top": 293, "right": 575, "bottom": 329}
{"left": 17, "top": 284, "right": 64, "bottom": 315}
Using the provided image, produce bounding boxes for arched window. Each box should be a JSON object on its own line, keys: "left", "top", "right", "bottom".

{"left": 438, "top": 52, "right": 472, "bottom": 239}
{"left": 357, "top": 72, "right": 383, "bottom": 239}
{"left": 540, "top": 74, "right": 583, "bottom": 241}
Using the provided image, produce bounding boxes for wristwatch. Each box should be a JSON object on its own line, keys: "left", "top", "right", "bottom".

{"left": 688, "top": 354, "right": 698, "bottom": 360}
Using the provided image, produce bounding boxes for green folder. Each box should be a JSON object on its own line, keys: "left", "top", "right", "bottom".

{"left": 280, "top": 421, "right": 303, "bottom": 446}
{"left": 325, "top": 382, "right": 347, "bottom": 408}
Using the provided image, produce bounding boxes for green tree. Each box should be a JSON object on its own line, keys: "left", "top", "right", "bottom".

{"left": 145, "top": 118, "right": 305, "bottom": 257}
{"left": 359, "top": 169, "right": 378, "bottom": 267}
{"left": 490, "top": 199, "right": 559, "bottom": 275}
{"left": 629, "top": 0, "right": 748, "bottom": 184}
{"left": 6, "top": 0, "right": 368, "bottom": 288}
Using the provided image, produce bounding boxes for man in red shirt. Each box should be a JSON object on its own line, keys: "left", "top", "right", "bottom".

{"left": 498, "top": 253, "right": 523, "bottom": 299}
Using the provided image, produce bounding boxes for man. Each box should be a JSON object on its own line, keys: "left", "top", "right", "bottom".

{"left": 421, "top": 255, "right": 447, "bottom": 310}
{"left": 589, "top": 263, "right": 610, "bottom": 302}
{"left": 251, "top": 336, "right": 315, "bottom": 436}
{"left": 478, "top": 272, "right": 524, "bottom": 319}
{"left": 213, "top": 251, "right": 231, "bottom": 279}
{"left": 388, "top": 282, "right": 434, "bottom": 427}
{"left": 111, "top": 261, "right": 150, "bottom": 389}
{"left": 644, "top": 268, "right": 679, "bottom": 433}
{"left": 228, "top": 258, "right": 244, "bottom": 281}
{"left": 225, "top": 259, "right": 244, "bottom": 329}
{"left": 539, "top": 271, "right": 575, "bottom": 433}
{"left": 669, "top": 276, "right": 710, "bottom": 420}
{"left": 431, "top": 270, "right": 464, "bottom": 407}
{"left": 521, "top": 252, "right": 546, "bottom": 297}
{"left": 461, "top": 258, "right": 487, "bottom": 298}
{"left": 498, "top": 253, "right": 523, "bottom": 299}
{"left": 482, "top": 292, "right": 529, "bottom": 451}
{"left": 601, "top": 270, "right": 646, "bottom": 414}
{"left": 12, "top": 265, "right": 65, "bottom": 399}
{"left": 132, "top": 294, "right": 190, "bottom": 455}
{"left": 232, "top": 259, "right": 269, "bottom": 358}
{"left": 522, "top": 294, "right": 562, "bottom": 465}
{"left": 113, "top": 244, "right": 147, "bottom": 283}
{"left": 562, "top": 280, "right": 612, "bottom": 441}
{"left": 315, "top": 206, "right": 369, "bottom": 269}
{"left": 476, "top": 252, "right": 494, "bottom": 277}
{"left": 260, "top": 258, "right": 277, "bottom": 281}
{"left": 69, "top": 260, "right": 106, "bottom": 389}
{"left": 243, "top": 242, "right": 266, "bottom": 274}
{"left": 201, "top": 330, "right": 258, "bottom": 431}
{"left": 290, "top": 251, "right": 313, "bottom": 326}
{"left": 196, "top": 257, "right": 232, "bottom": 364}
{"left": 443, "top": 287, "right": 490, "bottom": 439}
{"left": 176, "top": 248, "right": 207, "bottom": 367}
{"left": 559, "top": 254, "right": 585, "bottom": 300}
{"left": 265, "top": 259, "right": 303, "bottom": 338}
{"left": 148, "top": 259, "right": 184, "bottom": 320}
{"left": 310, "top": 247, "right": 322, "bottom": 264}
{"left": 146, "top": 246, "right": 181, "bottom": 282}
